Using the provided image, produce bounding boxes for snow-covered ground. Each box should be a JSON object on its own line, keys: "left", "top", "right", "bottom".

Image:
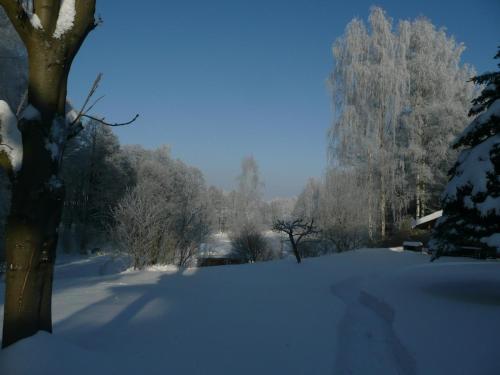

{"left": 1, "top": 249, "right": 499, "bottom": 374}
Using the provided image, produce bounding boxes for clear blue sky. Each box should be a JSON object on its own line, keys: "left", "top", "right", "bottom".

{"left": 68, "top": 0, "right": 500, "bottom": 199}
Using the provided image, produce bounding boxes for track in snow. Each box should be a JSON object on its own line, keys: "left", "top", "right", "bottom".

{"left": 331, "top": 279, "right": 417, "bottom": 375}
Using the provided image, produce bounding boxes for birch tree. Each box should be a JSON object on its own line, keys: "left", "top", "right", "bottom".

{"left": 402, "top": 18, "right": 475, "bottom": 217}
{"left": 232, "top": 156, "right": 264, "bottom": 230}
{"left": 328, "top": 7, "right": 475, "bottom": 244}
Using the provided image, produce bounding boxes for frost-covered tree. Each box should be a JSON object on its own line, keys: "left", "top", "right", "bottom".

{"left": 318, "top": 169, "right": 369, "bottom": 251}
{"left": 430, "top": 50, "right": 500, "bottom": 259}
{"left": 113, "top": 146, "right": 210, "bottom": 269}
{"left": 329, "top": 7, "right": 408, "bottom": 240}
{"left": 293, "top": 178, "right": 320, "bottom": 222}
{"left": 328, "top": 7, "right": 475, "bottom": 243}
{"left": 232, "top": 156, "right": 264, "bottom": 230}
{"left": 402, "top": 18, "right": 475, "bottom": 217}
{"left": 0, "top": 0, "right": 98, "bottom": 348}
{"left": 206, "top": 185, "right": 229, "bottom": 233}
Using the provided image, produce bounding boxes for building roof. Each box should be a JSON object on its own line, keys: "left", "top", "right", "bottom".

{"left": 412, "top": 210, "right": 443, "bottom": 229}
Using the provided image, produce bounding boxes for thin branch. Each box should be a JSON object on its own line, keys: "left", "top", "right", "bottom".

{"left": 70, "top": 73, "right": 102, "bottom": 127}
{"left": 82, "top": 113, "right": 139, "bottom": 127}
{"left": 84, "top": 94, "right": 105, "bottom": 115}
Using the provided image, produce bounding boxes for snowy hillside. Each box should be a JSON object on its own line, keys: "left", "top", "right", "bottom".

{"left": 1, "top": 249, "right": 499, "bottom": 374}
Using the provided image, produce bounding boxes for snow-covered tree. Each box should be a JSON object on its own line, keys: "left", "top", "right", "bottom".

{"left": 293, "top": 178, "right": 320, "bottom": 222}
{"left": 430, "top": 50, "right": 500, "bottom": 259}
{"left": 232, "top": 156, "right": 264, "bottom": 230}
{"left": 402, "top": 18, "right": 475, "bottom": 218}
{"left": 328, "top": 7, "right": 475, "bottom": 244}
{"left": 318, "top": 169, "right": 369, "bottom": 251}
{"left": 113, "top": 146, "right": 210, "bottom": 269}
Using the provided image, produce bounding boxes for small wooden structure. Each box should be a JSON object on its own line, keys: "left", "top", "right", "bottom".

{"left": 403, "top": 241, "right": 423, "bottom": 252}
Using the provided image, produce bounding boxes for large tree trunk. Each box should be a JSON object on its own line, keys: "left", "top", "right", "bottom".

{"left": 2, "top": 159, "right": 64, "bottom": 346}
{"left": 2, "top": 45, "right": 67, "bottom": 347}
{"left": 0, "top": 0, "right": 96, "bottom": 348}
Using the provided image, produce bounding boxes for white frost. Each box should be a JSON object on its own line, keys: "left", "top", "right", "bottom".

{"left": 20, "top": 104, "right": 41, "bottom": 121}
{"left": 0, "top": 100, "right": 23, "bottom": 173}
{"left": 53, "top": 0, "right": 76, "bottom": 39}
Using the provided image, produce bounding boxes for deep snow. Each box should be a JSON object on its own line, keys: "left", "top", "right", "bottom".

{"left": 0, "top": 249, "right": 499, "bottom": 375}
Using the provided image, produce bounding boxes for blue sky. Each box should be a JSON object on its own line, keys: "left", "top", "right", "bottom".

{"left": 68, "top": 0, "right": 500, "bottom": 199}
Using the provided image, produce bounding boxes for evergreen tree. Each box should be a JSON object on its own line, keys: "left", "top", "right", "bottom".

{"left": 430, "top": 49, "right": 500, "bottom": 259}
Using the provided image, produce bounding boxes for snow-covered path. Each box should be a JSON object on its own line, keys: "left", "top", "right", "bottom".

{"left": 1, "top": 249, "right": 499, "bottom": 375}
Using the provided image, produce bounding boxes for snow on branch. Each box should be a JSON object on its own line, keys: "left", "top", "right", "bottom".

{"left": 444, "top": 134, "right": 500, "bottom": 202}
{"left": 53, "top": 0, "right": 76, "bottom": 39}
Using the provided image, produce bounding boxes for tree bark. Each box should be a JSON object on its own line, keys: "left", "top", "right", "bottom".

{"left": 289, "top": 234, "right": 301, "bottom": 264}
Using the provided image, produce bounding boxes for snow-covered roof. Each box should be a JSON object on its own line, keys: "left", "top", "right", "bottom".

{"left": 412, "top": 210, "right": 443, "bottom": 229}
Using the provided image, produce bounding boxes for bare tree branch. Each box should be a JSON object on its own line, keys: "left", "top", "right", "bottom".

{"left": 70, "top": 73, "right": 102, "bottom": 127}
{"left": 66, "top": 73, "right": 138, "bottom": 140}
{"left": 82, "top": 113, "right": 139, "bottom": 127}
{"left": 84, "top": 94, "right": 105, "bottom": 115}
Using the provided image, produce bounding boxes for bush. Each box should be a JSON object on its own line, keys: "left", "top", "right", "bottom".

{"left": 231, "top": 225, "right": 275, "bottom": 263}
